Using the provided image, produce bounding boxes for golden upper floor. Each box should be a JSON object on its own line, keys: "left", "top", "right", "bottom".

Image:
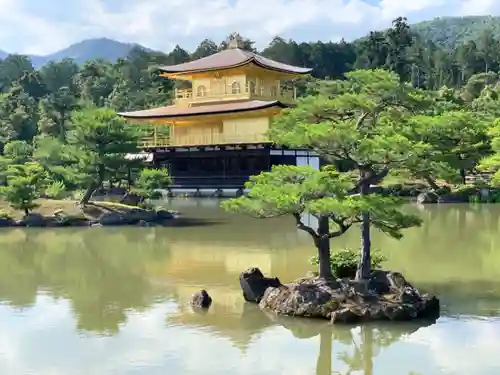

{"left": 174, "top": 76, "right": 296, "bottom": 106}
{"left": 156, "top": 45, "right": 311, "bottom": 107}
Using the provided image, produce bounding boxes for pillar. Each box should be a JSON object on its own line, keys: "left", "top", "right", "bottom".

{"left": 297, "top": 151, "right": 319, "bottom": 230}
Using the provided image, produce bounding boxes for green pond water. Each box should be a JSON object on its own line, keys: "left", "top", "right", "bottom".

{"left": 0, "top": 200, "right": 499, "bottom": 375}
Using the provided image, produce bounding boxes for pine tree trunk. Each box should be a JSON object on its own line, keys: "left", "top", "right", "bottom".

{"left": 424, "top": 175, "right": 440, "bottom": 191}
{"left": 80, "top": 183, "right": 97, "bottom": 206}
{"left": 316, "top": 215, "right": 333, "bottom": 279}
{"left": 80, "top": 164, "right": 105, "bottom": 206}
{"left": 460, "top": 168, "right": 466, "bottom": 185}
{"left": 356, "top": 179, "right": 371, "bottom": 280}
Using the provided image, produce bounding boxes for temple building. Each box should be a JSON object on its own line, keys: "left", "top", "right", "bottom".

{"left": 118, "top": 38, "right": 317, "bottom": 196}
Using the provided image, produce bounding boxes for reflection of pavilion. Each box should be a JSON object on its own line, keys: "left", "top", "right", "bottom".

{"left": 169, "top": 302, "right": 275, "bottom": 351}
{"left": 149, "top": 241, "right": 312, "bottom": 349}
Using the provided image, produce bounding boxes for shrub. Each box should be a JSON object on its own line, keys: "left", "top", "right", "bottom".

{"left": 44, "top": 181, "right": 68, "bottom": 200}
{"left": 132, "top": 168, "right": 171, "bottom": 200}
{"left": 309, "top": 248, "right": 387, "bottom": 278}
{"left": 0, "top": 163, "right": 47, "bottom": 215}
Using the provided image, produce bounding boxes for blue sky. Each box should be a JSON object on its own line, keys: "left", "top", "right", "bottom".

{"left": 0, "top": 0, "right": 499, "bottom": 55}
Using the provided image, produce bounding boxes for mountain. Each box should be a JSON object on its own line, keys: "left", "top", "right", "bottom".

{"left": 2, "top": 15, "right": 500, "bottom": 68}
{"left": 412, "top": 16, "right": 500, "bottom": 48}
{"left": 15, "top": 38, "right": 146, "bottom": 67}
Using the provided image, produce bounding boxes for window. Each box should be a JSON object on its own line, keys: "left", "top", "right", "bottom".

{"left": 231, "top": 81, "right": 241, "bottom": 94}
{"left": 196, "top": 85, "right": 206, "bottom": 97}
{"left": 249, "top": 81, "right": 256, "bottom": 94}
{"left": 270, "top": 86, "right": 277, "bottom": 97}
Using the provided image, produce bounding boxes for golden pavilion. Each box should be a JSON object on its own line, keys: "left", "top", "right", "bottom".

{"left": 118, "top": 37, "right": 317, "bottom": 195}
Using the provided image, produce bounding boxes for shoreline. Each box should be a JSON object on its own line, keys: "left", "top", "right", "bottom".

{"left": 0, "top": 199, "right": 177, "bottom": 228}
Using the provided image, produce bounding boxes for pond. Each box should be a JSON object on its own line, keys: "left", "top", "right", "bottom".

{"left": 0, "top": 200, "right": 499, "bottom": 374}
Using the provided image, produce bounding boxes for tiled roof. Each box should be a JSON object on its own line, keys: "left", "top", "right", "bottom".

{"left": 157, "top": 48, "right": 312, "bottom": 75}
{"left": 118, "top": 100, "right": 288, "bottom": 119}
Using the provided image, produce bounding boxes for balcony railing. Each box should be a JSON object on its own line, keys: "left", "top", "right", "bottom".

{"left": 174, "top": 83, "right": 295, "bottom": 105}
{"left": 139, "top": 133, "right": 269, "bottom": 148}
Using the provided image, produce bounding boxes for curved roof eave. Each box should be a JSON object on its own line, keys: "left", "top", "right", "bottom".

{"left": 117, "top": 100, "right": 289, "bottom": 120}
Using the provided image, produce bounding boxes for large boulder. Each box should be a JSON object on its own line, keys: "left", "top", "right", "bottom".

{"left": 239, "top": 267, "right": 282, "bottom": 303}
{"left": 125, "top": 208, "right": 158, "bottom": 223}
{"left": 258, "top": 270, "right": 440, "bottom": 324}
{"left": 98, "top": 212, "right": 125, "bottom": 226}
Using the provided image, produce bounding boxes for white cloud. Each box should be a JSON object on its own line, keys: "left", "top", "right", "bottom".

{"left": 0, "top": 1, "right": 498, "bottom": 59}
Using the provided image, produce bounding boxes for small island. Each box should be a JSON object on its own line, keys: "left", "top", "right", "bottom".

{"left": 0, "top": 107, "right": 174, "bottom": 227}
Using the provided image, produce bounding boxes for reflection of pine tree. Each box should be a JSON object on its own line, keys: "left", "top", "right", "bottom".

{"left": 317, "top": 323, "right": 428, "bottom": 375}
{"left": 0, "top": 228, "right": 174, "bottom": 334}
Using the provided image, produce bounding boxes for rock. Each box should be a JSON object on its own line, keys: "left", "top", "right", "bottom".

{"left": 306, "top": 271, "right": 319, "bottom": 278}
{"left": 120, "top": 192, "right": 143, "bottom": 206}
{"left": 416, "top": 191, "right": 439, "bottom": 204}
{"left": 98, "top": 212, "right": 124, "bottom": 226}
{"left": 156, "top": 209, "right": 176, "bottom": 220}
{"left": 0, "top": 217, "right": 13, "bottom": 227}
{"left": 330, "top": 307, "right": 363, "bottom": 324}
{"left": 21, "top": 213, "right": 46, "bottom": 227}
{"left": 127, "top": 208, "right": 158, "bottom": 223}
{"left": 137, "top": 220, "right": 151, "bottom": 227}
{"left": 239, "top": 267, "right": 282, "bottom": 303}
{"left": 257, "top": 269, "right": 440, "bottom": 324}
{"left": 190, "top": 289, "right": 212, "bottom": 308}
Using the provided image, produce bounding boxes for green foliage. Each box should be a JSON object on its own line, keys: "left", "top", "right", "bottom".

{"left": 0, "top": 210, "right": 12, "bottom": 220}
{"left": 0, "top": 163, "right": 47, "bottom": 214}
{"left": 406, "top": 110, "right": 491, "bottom": 185}
{"left": 411, "top": 16, "right": 500, "bottom": 48}
{"left": 310, "top": 248, "right": 387, "bottom": 278}
{"left": 67, "top": 107, "right": 141, "bottom": 204}
{"left": 3, "top": 140, "right": 33, "bottom": 164}
{"left": 132, "top": 168, "right": 171, "bottom": 200}
{"left": 44, "top": 181, "right": 68, "bottom": 200}
{"left": 222, "top": 163, "right": 421, "bottom": 279}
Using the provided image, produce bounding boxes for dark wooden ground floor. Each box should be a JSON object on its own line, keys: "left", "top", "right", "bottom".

{"left": 149, "top": 144, "right": 322, "bottom": 189}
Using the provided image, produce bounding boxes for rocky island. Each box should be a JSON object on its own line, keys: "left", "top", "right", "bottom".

{"left": 240, "top": 267, "right": 440, "bottom": 324}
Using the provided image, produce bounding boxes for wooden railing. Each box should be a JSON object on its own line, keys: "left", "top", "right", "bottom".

{"left": 174, "top": 83, "right": 295, "bottom": 105}
{"left": 139, "top": 133, "right": 269, "bottom": 148}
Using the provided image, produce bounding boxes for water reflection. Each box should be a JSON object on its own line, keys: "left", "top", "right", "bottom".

{"left": 0, "top": 202, "right": 498, "bottom": 374}
{"left": 0, "top": 228, "right": 174, "bottom": 334}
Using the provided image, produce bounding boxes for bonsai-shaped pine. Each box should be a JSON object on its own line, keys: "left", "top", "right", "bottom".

{"left": 222, "top": 164, "right": 420, "bottom": 280}
{"left": 132, "top": 168, "right": 171, "bottom": 201}
{"left": 267, "top": 69, "right": 425, "bottom": 279}
{"left": 0, "top": 162, "right": 47, "bottom": 215}
{"left": 66, "top": 107, "right": 142, "bottom": 206}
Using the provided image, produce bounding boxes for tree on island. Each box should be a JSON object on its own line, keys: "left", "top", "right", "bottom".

{"left": 223, "top": 164, "right": 419, "bottom": 280}
{"left": 66, "top": 107, "right": 142, "bottom": 205}
{"left": 268, "top": 69, "right": 425, "bottom": 279}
